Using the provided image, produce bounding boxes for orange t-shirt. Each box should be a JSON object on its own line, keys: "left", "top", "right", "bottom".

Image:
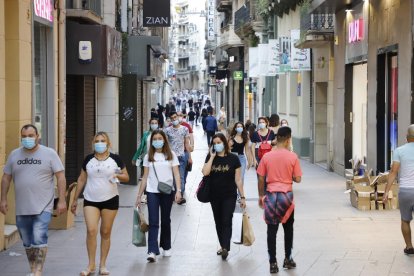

{"left": 256, "top": 148, "right": 302, "bottom": 193}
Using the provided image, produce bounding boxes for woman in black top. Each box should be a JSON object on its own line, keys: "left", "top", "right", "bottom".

{"left": 250, "top": 117, "right": 276, "bottom": 167}
{"left": 202, "top": 133, "right": 246, "bottom": 260}
{"left": 229, "top": 122, "right": 253, "bottom": 183}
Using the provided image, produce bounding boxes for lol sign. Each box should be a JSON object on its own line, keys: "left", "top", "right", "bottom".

{"left": 348, "top": 18, "right": 364, "bottom": 44}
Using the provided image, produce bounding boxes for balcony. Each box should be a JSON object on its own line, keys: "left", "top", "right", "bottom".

{"left": 66, "top": 0, "right": 102, "bottom": 24}
{"left": 295, "top": 13, "right": 335, "bottom": 49}
{"left": 216, "top": 0, "right": 232, "bottom": 12}
{"left": 218, "top": 24, "right": 243, "bottom": 50}
{"left": 234, "top": 1, "right": 263, "bottom": 39}
{"left": 177, "top": 67, "right": 191, "bottom": 74}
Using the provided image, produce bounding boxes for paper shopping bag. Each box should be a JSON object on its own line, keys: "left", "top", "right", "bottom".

{"left": 132, "top": 208, "right": 146, "bottom": 247}
{"left": 242, "top": 212, "right": 255, "bottom": 246}
{"left": 231, "top": 212, "right": 243, "bottom": 244}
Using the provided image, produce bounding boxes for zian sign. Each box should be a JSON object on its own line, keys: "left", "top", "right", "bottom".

{"left": 348, "top": 18, "right": 364, "bottom": 44}
{"left": 143, "top": 0, "right": 170, "bottom": 27}
{"left": 33, "top": 0, "right": 53, "bottom": 23}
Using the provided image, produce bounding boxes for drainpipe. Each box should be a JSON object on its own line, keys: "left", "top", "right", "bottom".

{"left": 57, "top": 0, "right": 66, "bottom": 164}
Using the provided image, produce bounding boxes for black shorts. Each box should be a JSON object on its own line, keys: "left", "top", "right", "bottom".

{"left": 83, "top": 195, "right": 119, "bottom": 211}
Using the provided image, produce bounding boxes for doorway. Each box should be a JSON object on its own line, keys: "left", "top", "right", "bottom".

{"left": 314, "top": 82, "right": 328, "bottom": 167}
{"left": 377, "top": 49, "right": 398, "bottom": 173}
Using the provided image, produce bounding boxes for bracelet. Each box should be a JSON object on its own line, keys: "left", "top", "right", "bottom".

{"left": 240, "top": 196, "right": 246, "bottom": 199}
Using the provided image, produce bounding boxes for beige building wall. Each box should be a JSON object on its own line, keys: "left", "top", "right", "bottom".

{"left": 0, "top": 0, "right": 6, "bottom": 250}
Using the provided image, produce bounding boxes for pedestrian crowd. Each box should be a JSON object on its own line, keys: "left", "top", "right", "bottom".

{"left": 2, "top": 105, "right": 414, "bottom": 275}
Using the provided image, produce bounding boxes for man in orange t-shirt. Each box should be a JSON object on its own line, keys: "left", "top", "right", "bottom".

{"left": 256, "top": 126, "right": 302, "bottom": 274}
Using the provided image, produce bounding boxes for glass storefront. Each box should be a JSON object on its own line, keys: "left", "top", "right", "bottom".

{"left": 33, "top": 21, "right": 49, "bottom": 144}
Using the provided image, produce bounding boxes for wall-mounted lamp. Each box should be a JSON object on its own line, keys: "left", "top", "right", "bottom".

{"left": 345, "top": 4, "right": 353, "bottom": 13}
{"left": 271, "top": 0, "right": 275, "bottom": 8}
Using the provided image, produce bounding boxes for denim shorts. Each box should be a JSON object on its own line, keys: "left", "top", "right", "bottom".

{"left": 16, "top": 211, "right": 52, "bottom": 248}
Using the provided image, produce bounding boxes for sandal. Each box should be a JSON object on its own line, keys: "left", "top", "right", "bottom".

{"left": 99, "top": 267, "right": 110, "bottom": 275}
{"left": 216, "top": 249, "right": 223, "bottom": 255}
{"left": 80, "top": 267, "right": 96, "bottom": 276}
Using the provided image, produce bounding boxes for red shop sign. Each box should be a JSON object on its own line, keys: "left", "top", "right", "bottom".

{"left": 34, "top": 0, "right": 53, "bottom": 23}
{"left": 348, "top": 18, "right": 364, "bottom": 43}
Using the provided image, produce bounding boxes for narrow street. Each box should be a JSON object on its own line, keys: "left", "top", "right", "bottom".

{"left": 0, "top": 125, "right": 413, "bottom": 276}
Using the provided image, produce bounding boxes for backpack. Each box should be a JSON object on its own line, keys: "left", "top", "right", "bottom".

{"left": 257, "top": 131, "right": 272, "bottom": 159}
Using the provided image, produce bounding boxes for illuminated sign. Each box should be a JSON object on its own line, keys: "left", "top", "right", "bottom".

{"left": 348, "top": 18, "right": 364, "bottom": 43}
{"left": 33, "top": 0, "right": 53, "bottom": 22}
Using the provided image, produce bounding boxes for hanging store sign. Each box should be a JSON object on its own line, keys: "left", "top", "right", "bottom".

{"left": 348, "top": 18, "right": 364, "bottom": 43}
{"left": 258, "top": 44, "right": 269, "bottom": 76}
{"left": 143, "top": 0, "right": 171, "bottom": 27}
{"left": 279, "top": 36, "right": 291, "bottom": 73}
{"left": 291, "top": 29, "right": 311, "bottom": 71}
{"left": 33, "top": 0, "right": 53, "bottom": 23}
{"left": 248, "top": 47, "right": 259, "bottom": 78}
{"left": 268, "top": 39, "right": 280, "bottom": 75}
{"left": 207, "top": 0, "right": 215, "bottom": 41}
{"left": 233, "top": 71, "right": 243, "bottom": 80}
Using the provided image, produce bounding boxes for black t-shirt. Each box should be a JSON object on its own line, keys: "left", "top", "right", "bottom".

{"left": 205, "top": 153, "right": 241, "bottom": 199}
{"left": 251, "top": 129, "right": 276, "bottom": 144}
{"left": 188, "top": 111, "right": 196, "bottom": 121}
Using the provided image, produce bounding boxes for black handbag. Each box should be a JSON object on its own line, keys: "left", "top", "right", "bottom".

{"left": 196, "top": 176, "right": 210, "bottom": 203}
{"left": 152, "top": 162, "right": 173, "bottom": 194}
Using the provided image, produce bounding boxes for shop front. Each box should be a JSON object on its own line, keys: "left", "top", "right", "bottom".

{"left": 343, "top": 1, "right": 369, "bottom": 170}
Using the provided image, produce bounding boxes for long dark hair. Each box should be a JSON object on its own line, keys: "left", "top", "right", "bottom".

{"left": 230, "top": 122, "right": 249, "bottom": 144}
{"left": 147, "top": 130, "right": 174, "bottom": 162}
{"left": 210, "top": 132, "right": 230, "bottom": 154}
{"left": 269, "top": 114, "right": 280, "bottom": 127}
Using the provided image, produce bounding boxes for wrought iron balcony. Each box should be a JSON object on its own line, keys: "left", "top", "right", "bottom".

{"left": 217, "top": 0, "right": 232, "bottom": 12}
{"left": 66, "top": 0, "right": 102, "bottom": 24}
{"left": 296, "top": 13, "right": 335, "bottom": 49}
{"left": 234, "top": 1, "right": 263, "bottom": 39}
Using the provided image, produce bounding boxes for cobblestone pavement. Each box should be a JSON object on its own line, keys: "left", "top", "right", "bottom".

{"left": 1, "top": 125, "right": 414, "bottom": 275}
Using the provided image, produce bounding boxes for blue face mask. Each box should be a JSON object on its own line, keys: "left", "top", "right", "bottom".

{"left": 150, "top": 124, "right": 159, "bottom": 131}
{"left": 152, "top": 140, "right": 164, "bottom": 149}
{"left": 94, "top": 142, "right": 107, "bottom": 153}
{"left": 214, "top": 143, "right": 225, "bottom": 153}
{"left": 258, "top": 123, "right": 266, "bottom": 129}
{"left": 236, "top": 127, "right": 243, "bottom": 133}
{"left": 172, "top": 120, "right": 180, "bottom": 126}
{"left": 21, "top": 137, "right": 36, "bottom": 149}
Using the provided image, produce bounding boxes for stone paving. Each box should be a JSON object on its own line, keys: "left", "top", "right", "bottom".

{"left": 1, "top": 125, "right": 414, "bottom": 275}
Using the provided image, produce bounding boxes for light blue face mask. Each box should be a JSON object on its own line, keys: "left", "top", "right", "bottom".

{"left": 258, "top": 123, "right": 266, "bottom": 129}
{"left": 214, "top": 143, "right": 224, "bottom": 153}
{"left": 236, "top": 127, "right": 243, "bottom": 133}
{"left": 21, "top": 137, "right": 36, "bottom": 149}
{"left": 150, "top": 124, "right": 159, "bottom": 131}
{"left": 152, "top": 140, "right": 164, "bottom": 149}
{"left": 172, "top": 120, "right": 180, "bottom": 126}
{"left": 94, "top": 142, "right": 107, "bottom": 153}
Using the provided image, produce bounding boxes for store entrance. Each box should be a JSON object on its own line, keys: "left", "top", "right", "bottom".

{"left": 377, "top": 50, "right": 398, "bottom": 173}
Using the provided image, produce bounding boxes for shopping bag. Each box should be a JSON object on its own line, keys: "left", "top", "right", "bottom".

{"left": 132, "top": 208, "right": 146, "bottom": 247}
{"left": 231, "top": 212, "right": 243, "bottom": 244}
{"left": 242, "top": 212, "right": 255, "bottom": 246}
{"left": 138, "top": 209, "right": 149, "bottom": 232}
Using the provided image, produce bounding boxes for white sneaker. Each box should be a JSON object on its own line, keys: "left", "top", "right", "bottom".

{"left": 147, "top": 252, "right": 156, "bottom": 262}
{"left": 163, "top": 249, "right": 172, "bottom": 257}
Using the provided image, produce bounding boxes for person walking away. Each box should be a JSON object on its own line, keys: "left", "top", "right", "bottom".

{"left": 188, "top": 97, "right": 193, "bottom": 109}
{"left": 203, "top": 110, "right": 218, "bottom": 146}
{"left": 195, "top": 106, "right": 200, "bottom": 126}
{"left": 188, "top": 108, "right": 196, "bottom": 128}
{"left": 132, "top": 118, "right": 160, "bottom": 202}
{"left": 136, "top": 130, "right": 182, "bottom": 262}
{"left": 256, "top": 127, "right": 302, "bottom": 273}
{"left": 201, "top": 108, "right": 208, "bottom": 130}
{"left": 71, "top": 131, "right": 129, "bottom": 275}
{"left": 150, "top": 108, "right": 158, "bottom": 120}
{"left": 202, "top": 133, "right": 246, "bottom": 260}
{"left": 218, "top": 107, "right": 227, "bottom": 131}
{"left": 0, "top": 124, "right": 67, "bottom": 276}
{"left": 157, "top": 104, "right": 165, "bottom": 128}
{"left": 268, "top": 114, "right": 280, "bottom": 138}
{"left": 165, "top": 112, "right": 191, "bottom": 205}
{"left": 251, "top": 117, "right": 276, "bottom": 167}
{"left": 176, "top": 98, "right": 181, "bottom": 111}
{"left": 383, "top": 124, "right": 414, "bottom": 255}
{"left": 229, "top": 122, "right": 253, "bottom": 191}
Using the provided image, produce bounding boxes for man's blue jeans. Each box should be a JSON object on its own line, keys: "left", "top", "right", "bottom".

{"left": 147, "top": 192, "right": 174, "bottom": 254}
{"left": 16, "top": 211, "right": 52, "bottom": 248}
{"left": 177, "top": 154, "right": 188, "bottom": 195}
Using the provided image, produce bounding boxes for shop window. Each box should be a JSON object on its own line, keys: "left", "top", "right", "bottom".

{"left": 33, "top": 22, "right": 51, "bottom": 146}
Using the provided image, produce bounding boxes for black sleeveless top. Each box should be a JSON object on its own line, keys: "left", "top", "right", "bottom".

{"left": 231, "top": 138, "right": 245, "bottom": 155}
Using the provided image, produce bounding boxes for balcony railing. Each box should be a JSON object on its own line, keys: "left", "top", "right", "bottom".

{"left": 234, "top": 1, "right": 250, "bottom": 32}
{"left": 234, "top": 1, "right": 263, "bottom": 38}
{"left": 217, "top": 0, "right": 232, "bottom": 12}
{"left": 301, "top": 13, "right": 335, "bottom": 33}
{"left": 67, "top": 0, "right": 102, "bottom": 17}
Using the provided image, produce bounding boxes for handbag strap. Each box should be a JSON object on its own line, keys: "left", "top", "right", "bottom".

{"left": 152, "top": 162, "right": 160, "bottom": 182}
